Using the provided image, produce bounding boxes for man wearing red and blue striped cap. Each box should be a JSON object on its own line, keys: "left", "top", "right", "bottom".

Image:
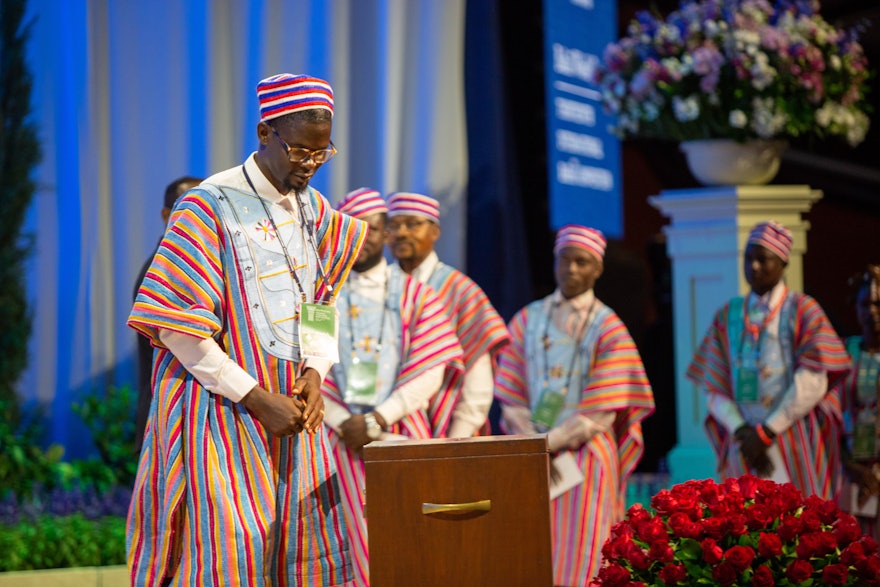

{"left": 128, "top": 73, "right": 366, "bottom": 586}
{"left": 320, "top": 187, "right": 465, "bottom": 585}
{"left": 688, "top": 219, "right": 850, "bottom": 501}
{"left": 386, "top": 191, "right": 511, "bottom": 439}
{"left": 494, "top": 224, "right": 655, "bottom": 586}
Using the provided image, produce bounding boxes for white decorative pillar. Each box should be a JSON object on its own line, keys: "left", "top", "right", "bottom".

{"left": 649, "top": 184, "right": 822, "bottom": 485}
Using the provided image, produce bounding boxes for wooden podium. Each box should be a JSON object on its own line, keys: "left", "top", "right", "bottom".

{"left": 363, "top": 435, "right": 553, "bottom": 586}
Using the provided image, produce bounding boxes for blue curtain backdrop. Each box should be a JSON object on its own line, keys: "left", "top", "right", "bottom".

{"left": 21, "top": 0, "right": 473, "bottom": 457}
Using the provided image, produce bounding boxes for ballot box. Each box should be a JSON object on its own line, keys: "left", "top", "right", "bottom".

{"left": 363, "top": 434, "right": 552, "bottom": 586}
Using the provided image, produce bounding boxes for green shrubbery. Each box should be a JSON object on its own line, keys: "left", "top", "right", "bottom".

{"left": 0, "top": 385, "right": 138, "bottom": 572}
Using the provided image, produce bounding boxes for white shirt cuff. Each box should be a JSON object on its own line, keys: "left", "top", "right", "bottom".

{"left": 158, "top": 328, "right": 257, "bottom": 403}
{"left": 448, "top": 352, "right": 494, "bottom": 437}
{"left": 374, "top": 364, "right": 444, "bottom": 427}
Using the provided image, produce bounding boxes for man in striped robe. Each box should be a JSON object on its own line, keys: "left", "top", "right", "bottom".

{"left": 320, "top": 188, "right": 465, "bottom": 585}
{"left": 127, "top": 74, "right": 367, "bottom": 587}
{"left": 687, "top": 220, "right": 851, "bottom": 500}
{"left": 494, "top": 225, "right": 655, "bottom": 587}
{"left": 385, "top": 192, "right": 510, "bottom": 438}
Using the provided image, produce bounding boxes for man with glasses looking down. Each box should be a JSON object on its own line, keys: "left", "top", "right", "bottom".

{"left": 128, "top": 73, "right": 366, "bottom": 586}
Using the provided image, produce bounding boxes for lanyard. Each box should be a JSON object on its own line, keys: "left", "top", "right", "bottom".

{"left": 739, "top": 287, "right": 786, "bottom": 360}
{"left": 243, "top": 166, "right": 329, "bottom": 302}
{"left": 346, "top": 269, "right": 389, "bottom": 361}
{"left": 541, "top": 297, "right": 595, "bottom": 395}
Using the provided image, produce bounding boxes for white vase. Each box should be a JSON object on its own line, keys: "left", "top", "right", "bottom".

{"left": 679, "top": 139, "right": 787, "bottom": 186}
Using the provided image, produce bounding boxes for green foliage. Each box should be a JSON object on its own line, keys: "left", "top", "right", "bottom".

{"left": 0, "top": 399, "right": 66, "bottom": 500}
{"left": 0, "top": 0, "right": 41, "bottom": 411}
{"left": 72, "top": 384, "right": 138, "bottom": 489}
{"left": 0, "top": 514, "right": 126, "bottom": 572}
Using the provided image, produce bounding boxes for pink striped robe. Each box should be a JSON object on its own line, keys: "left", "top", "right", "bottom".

{"left": 321, "top": 269, "right": 465, "bottom": 585}
{"left": 687, "top": 291, "right": 851, "bottom": 501}
{"left": 425, "top": 263, "right": 511, "bottom": 435}
{"left": 494, "top": 298, "right": 654, "bottom": 586}
{"left": 127, "top": 183, "right": 366, "bottom": 586}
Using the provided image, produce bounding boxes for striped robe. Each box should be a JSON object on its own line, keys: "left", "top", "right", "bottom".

{"left": 425, "top": 263, "right": 511, "bottom": 435}
{"left": 127, "top": 178, "right": 366, "bottom": 586}
{"left": 687, "top": 291, "right": 851, "bottom": 500}
{"left": 321, "top": 268, "right": 465, "bottom": 586}
{"left": 494, "top": 297, "right": 654, "bottom": 586}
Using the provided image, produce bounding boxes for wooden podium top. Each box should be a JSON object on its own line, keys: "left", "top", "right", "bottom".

{"left": 362, "top": 433, "right": 548, "bottom": 462}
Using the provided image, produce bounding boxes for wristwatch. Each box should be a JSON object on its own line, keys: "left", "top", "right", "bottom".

{"left": 363, "top": 412, "right": 383, "bottom": 440}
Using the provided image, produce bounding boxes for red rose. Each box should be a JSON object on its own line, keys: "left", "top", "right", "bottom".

{"left": 757, "top": 532, "right": 782, "bottom": 557}
{"left": 724, "top": 545, "right": 756, "bottom": 572}
{"left": 857, "top": 553, "right": 880, "bottom": 579}
{"left": 711, "top": 561, "right": 738, "bottom": 587}
{"left": 595, "top": 562, "right": 630, "bottom": 587}
{"left": 623, "top": 541, "right": 652, "bottom": 571}
{"left": 701, "top": 538, "right": 723, "bottom": 564}
{"left": 702, "top": 516, "right": 728, "bottom": 540}
{"left": 648, "top": 539, "right": 674, "bottom": 563}
{"left": 785, "top": 559, "right": 814, "bottom": 582}
{"left": 668, "top": 512, "right": 701, "bottom": 539}
{"left": 726, "top": 513, "right": 748, "bottom": 536}
{"left": 626, "top": 504, "right": 651, "bottom": 525}
{"left": 745, "top": 503, "right": 774, "bottom": 530}
{"left": 821, "top": 563, "right": 850, "bottom": 585}
{"left": 752, "top": 564, "right": 775, "bottom": 587}
{"left": 840, "top": 542, "right": 865, "bottom": 567}
{"left": 796, "top": 532, "right": 824, "bottom": 558}
{"left": 833, "top": 514, "right": 863, "bottom": 546}
{"left": 658, "top": 563, "right": 687, "bottom": 585}
{"left": 777, "top": 513, "right": 803, "bottom": 542}
{"left": 735, "top": 474, "right": 760, "bottom": 499}
{"left": 799, "top": 508, "right": 822, "bottom": 532}
{"left": 804, "top": 494, "right": 841, "bottom": 525}
{"left": 635, "top": 517, "right": 667, "bottom": 543}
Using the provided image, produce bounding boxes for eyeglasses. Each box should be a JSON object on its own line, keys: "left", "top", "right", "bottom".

{"left": 387, "top": 218, "right": 431, "bottom": 233}
{"left": 270, "top": 127, "right": 337, "bottom": 165}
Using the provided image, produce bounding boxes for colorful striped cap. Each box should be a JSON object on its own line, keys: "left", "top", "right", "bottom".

{"left": 553, "top": 224, "right": 606, "bottom": 261}
{"left": 747, "top": 220, "right": 792, "bottom": 262}
{"left": 386, "top": 192, "right": 440, "bottom": 224}
{"left": 336, "top": 187, "right": 387, "bottom": 218}
{"left": 257, "top": 74, "right": 334, "bottom": 122}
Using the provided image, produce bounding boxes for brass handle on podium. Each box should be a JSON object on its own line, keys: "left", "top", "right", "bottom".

{"left": 421, "top": 499, "right": 491, "bottom": 515}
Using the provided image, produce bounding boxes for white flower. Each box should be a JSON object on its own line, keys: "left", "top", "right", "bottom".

{"left": 729, "top": 110, "right": 748, "bottom": 128}
{"left": 673, "top": 95, "right": 700, "bottom": 122}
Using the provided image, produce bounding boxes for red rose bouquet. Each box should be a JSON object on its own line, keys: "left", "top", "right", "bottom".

{"left": 592, "top": 475, "right": 880, "bottom": 586}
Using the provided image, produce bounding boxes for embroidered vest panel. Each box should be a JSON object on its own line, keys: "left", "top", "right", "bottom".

{"left": 728, "top": 294, "right": 796, "bottom": 423}
{"left": 335, "top": 268, "right": 404, "bottom": 412}
{"left": 202, "top": 184, "right": 318, "bottom": 361}
{"left": 523, "top": 297, "right": 611, "bottom": 426}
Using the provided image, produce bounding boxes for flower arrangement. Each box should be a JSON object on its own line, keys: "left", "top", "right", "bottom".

{"left": 591, "top": 0, "right": 872, "bottom": 146}
{"left": 592, "top": 475, "right": 880, "bottom": 586}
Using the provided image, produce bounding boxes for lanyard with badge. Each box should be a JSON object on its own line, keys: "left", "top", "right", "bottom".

{"left": 736, "top": 290, "right": 785, "bottom": 403}
{"left": 343, "top": 275, "right": 389, "bottom": 406}
{"left": 244, "top": 166, "right": 340, "bottom": 362}
{"left": 852, "top": 350, "right": 880, "bottom": 459}
{"left": 532, "top": 299, "right": 594, "bottom": 431}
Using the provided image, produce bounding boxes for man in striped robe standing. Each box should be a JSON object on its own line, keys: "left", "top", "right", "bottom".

{"left": 687, "top": 220, "right": 851, "bottom": 500}
{"left": 320, "top": 188, "right": 465, "bottom": 585}
{"left": 385, "top": 192, "right": 510, "bottom": 438}
{"left": 494, "top": 225, "right": 655, "bottom": 587}
{"left": 128, "top": 74, "right": 367, "bottom": 587}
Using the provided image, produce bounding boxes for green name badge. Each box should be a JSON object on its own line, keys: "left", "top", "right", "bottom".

{"left": 735, "top": 366, "right": 759, "bottom": 403}
{"left": 299, "top": 302, "right": 339, "bottom": 362}
{"left": 533, "top": 389, "right": 565, "bottom": 431}
{"left": 344, "top": 358, "right": 379, "bottom": 405}
{"left": 853, "top": 422, "right": 878, "bottom": 461}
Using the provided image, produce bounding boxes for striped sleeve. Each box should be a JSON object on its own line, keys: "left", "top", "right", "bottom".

{"left": 792, "top": 293, "right": 851, "bottom": 381}
{"left": 396, "top": 278, "right": 465, "bottom": 388}
{"left": 686, "top": 303, "right": 736, "bottom": 399}
{"left": 312, "top": 190, "right": 368, "bottom": 301}
{"left": 493, "top": 307, "right": 530, "bottom": 409}
{"left": 128, "top": 191, "right": 225, "bottom": 346}
{"left": 432, "top": 270, "right": 510, "bottom": 366}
